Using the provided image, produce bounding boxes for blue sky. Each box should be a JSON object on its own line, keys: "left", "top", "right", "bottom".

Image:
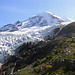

{"left": 0, "top": 0, "right": 75, "bottom": 27}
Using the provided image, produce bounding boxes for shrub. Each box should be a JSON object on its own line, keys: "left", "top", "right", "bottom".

{"left": 33, "top": 59, "right": 41, "bottom": 67}
{"left": 71, "top": 43, "right": 75, "bottom": 47}
{"left": 46, "top": 65, "right": 52, "bottom": 68}
{"left": 46, "top": 53, "right": 55, "bottom": 59}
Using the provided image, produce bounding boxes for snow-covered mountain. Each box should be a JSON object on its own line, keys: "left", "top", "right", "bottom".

{"left": 0, "top": 12, "right": 73, "bottom": 32}
{"left": 0, "top": 12, "right": 74, "bottom": 64}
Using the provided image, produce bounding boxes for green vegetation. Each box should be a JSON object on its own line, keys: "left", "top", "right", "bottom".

{"left": 14, "top": 37, "right": 75, "bottom": 75}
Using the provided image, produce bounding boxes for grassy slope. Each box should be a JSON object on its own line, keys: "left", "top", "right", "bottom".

{"left": 14, "top": 37, "right": 75, "bottom": 75}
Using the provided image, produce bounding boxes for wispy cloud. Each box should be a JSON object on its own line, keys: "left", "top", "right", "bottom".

{"left": 0, "top": 6, "right": 28, "bottom": 13}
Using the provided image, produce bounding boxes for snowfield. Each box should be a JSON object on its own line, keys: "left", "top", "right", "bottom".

{"left": 0, "top": 12, "right": 75, "bottom": 64}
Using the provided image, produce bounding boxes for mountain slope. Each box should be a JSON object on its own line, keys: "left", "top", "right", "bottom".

{"left": 1, "top": 36, "right": 75, "bottom": 75}
{"left": 13, "top": 37, "right": 75, "bottom": 75}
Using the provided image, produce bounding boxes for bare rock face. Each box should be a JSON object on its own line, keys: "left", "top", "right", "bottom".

{"left": 57, "top": 22, "right": 75, "bottom": 37}
{"left": 0, "top": 63, "right": 16, "bottom": 75}
{"left": 0, "top": 24, "right": 18, "bottom": 32}
{"left": 53, "top": 28, "right": 60, "bottom": 35}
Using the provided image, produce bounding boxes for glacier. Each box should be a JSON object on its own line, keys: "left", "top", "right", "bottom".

{"left": 0, "top": 12, "right": 75, "bottom": 64}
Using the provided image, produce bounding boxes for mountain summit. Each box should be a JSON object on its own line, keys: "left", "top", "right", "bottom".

{"left": 0, "top": 12, "right": 74, "bottom": 32}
